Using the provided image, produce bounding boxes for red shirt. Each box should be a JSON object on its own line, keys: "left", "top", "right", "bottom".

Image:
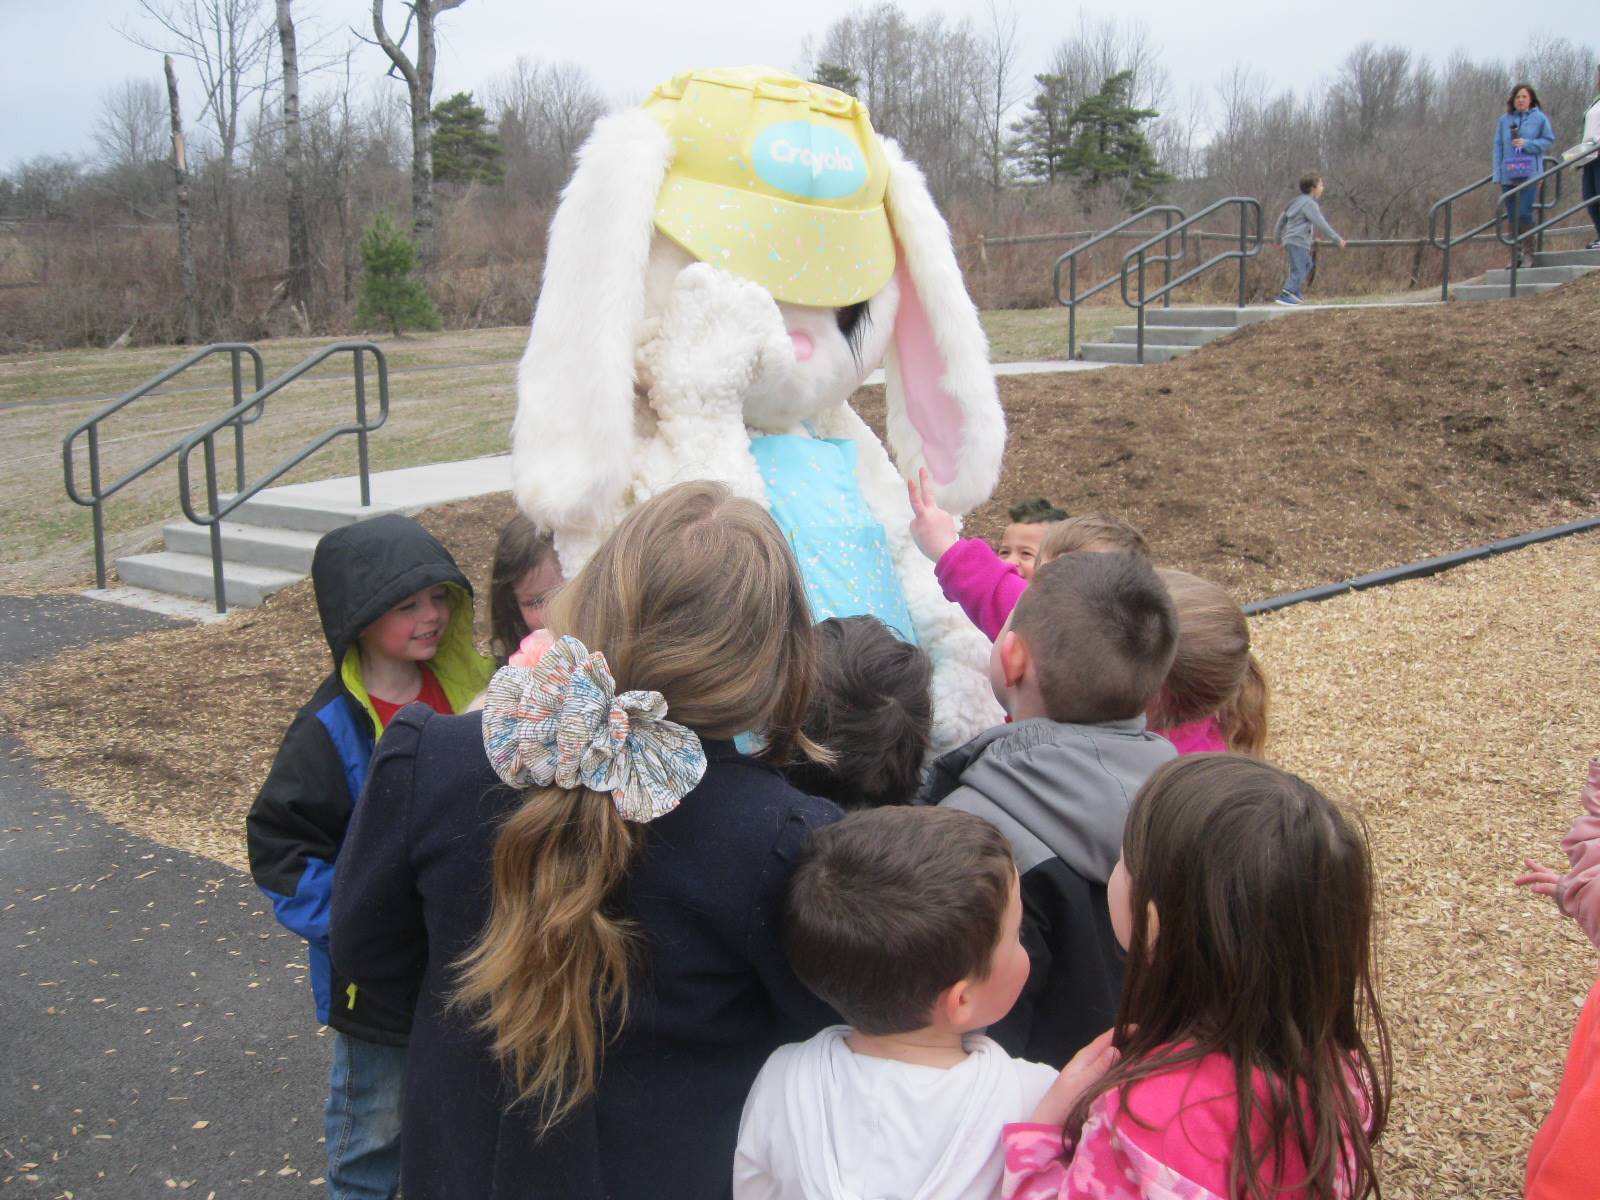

{"left": 369, "top": 664, "right": 454, "bottom": 729}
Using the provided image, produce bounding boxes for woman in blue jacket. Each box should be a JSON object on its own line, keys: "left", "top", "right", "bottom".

{"left": 1494, "top": 82, "right": 1555, "bottom": 265}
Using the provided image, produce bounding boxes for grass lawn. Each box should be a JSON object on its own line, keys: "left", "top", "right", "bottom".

{"left": 0, "top": 301, "right": 1202, "bottom": 587}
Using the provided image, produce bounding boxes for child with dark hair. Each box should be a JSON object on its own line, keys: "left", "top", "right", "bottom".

{"left": 247, "top": 514, "right": 495, "bottom": 1199}
{"left": 734, "top": 806, "right": 1057, "bottom": 1200}
{"left": 785, "top": 616, "right": 933, "bottom": 809}
{"left": 1002, "top": 755, "right": 1390, "bottom": 1200}
{"left": 487, "top": 513, "right": 561, "bottom": 662}
{"left": 1273, "top": 172, "right": 1345, "bottom": 306}
{"left": 909, "top": 469, "right": 1150, "bottom": 642}
{"left": 1001, "top": 497, "right": 1069, "bottom": 580}
{"left": 921, "top": 551, "right": 1179, "bottom": 1067}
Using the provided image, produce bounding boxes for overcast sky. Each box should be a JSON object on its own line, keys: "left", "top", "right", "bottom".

{"left": 2, "top": 0, "right": 1591, "bottom": 170}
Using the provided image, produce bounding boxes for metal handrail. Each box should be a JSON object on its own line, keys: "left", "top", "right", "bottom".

{"left": 1053, "top": 206, "right": 1186, "bottom": 359}
{"left": 177, "top": 342, "right": 389, "bottom": 612}
{"left": 1426, "top": 155, "right": 1562, "bottom": 301}
{"left": 62, "top": 343, "right": 265, "bottom": 589}
{"left": 1119, "top": 197, "right": 1264, "bottom": 364}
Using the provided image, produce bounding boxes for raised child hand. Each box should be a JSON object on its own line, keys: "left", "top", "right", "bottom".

{"left": 907, "top": 467, "right": 959, "bottom": 563}
{"left": 1027, "top": 1028, "right": 1118, "bottom": 1126}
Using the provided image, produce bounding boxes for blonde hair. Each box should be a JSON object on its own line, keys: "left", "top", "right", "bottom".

{"left": 1039, "top": 512, "right": 1149, "bottom": 563}
{"left": 1150, "top": 568, "right": 1270, "bottom": 756}
{"left": 452, "top": 481, "right": 821, "bottom": 1126}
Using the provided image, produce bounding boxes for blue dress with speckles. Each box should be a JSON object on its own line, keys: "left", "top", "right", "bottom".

{"left": 749, "top": 433, "right": 917, "bottom": 644}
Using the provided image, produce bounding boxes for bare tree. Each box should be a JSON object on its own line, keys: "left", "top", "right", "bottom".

{"left": 486, "top": 58, "right": 606, "bottom": 200}
{"left": 368, "top": 0, "right": 467, "bottom": 262}
{"left": 164, "top": 55, "right": 201, "bottom": 343}
{"left": 130, "top": 0, "right": 276, "bottom": 314}
{"left": 276, "top": 0, "right": 311, "bottom": 316}
{"left": 973, "top": 0, "right": 1021, "bottom": 192}
{"left": 93, "top": 80, "right": 170, "bottom": 170}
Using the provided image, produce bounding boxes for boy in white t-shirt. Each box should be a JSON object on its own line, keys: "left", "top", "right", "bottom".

{"left": 734, "top": 806, "right": 1058, "bottom": 1200}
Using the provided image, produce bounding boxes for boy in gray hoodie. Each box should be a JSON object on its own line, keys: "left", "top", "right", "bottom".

{"left": 1274, "top": 172, "right": 1346, "bottom": 305}
{"left": 920, "top": 551, "right": 1178, "bottom": 1068}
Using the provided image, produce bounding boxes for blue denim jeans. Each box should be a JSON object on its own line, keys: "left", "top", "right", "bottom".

{"left": 325, "top": 1032, "right": 406, "bottom": 1200}
{"left": 1500, "top": 183, "right": 1535, "bottom": 233}
{"left": 1282, "top": 244, "right": 1313, "bottom": 298}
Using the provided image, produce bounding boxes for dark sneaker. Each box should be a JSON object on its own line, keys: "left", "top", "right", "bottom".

{"left": 1274, "top": 293, "right": 1300, "bottom": 306}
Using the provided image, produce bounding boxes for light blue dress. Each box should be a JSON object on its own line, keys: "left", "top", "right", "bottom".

{"left": 749, "top": 434, "right": 917, "bottom": 644}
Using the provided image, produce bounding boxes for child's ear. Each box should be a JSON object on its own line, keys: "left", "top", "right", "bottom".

{"left": 998, "top": 630, "right": 1030, "bottom": 690}
{"left": 934, "top": 978, "right": 973, "bottom": 1027}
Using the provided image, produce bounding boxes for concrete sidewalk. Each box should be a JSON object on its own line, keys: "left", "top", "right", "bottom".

{"left": 0, "top": 595, "right": 328, "bottom": 1195}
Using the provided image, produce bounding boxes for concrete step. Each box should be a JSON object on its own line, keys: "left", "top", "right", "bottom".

{"left": 1452, "top": 281, "right": 1566, "bottom": 301}
{"left": 1109, "top": 324, "right": 1239, "bottom": 346}
{"left": 1482, "top": 264, "right": 1598, "bottom": 285}
{"left": 1144, "top": 306, "right": 1284, "bottom": 329}
{"left": 1530, "top": 248, "right": 1600, "bottom": 268}
{"left": 115, "top": 550, "right": 303, "bottom": 608}
{"left": 161, "top": 520, "right": 324, "bottom": 573}
{"left": 222, "top": 492, "right": 402, "bottom": 533}
{"left": 1080, "top": 342, "right": 1197, "bottom": 364}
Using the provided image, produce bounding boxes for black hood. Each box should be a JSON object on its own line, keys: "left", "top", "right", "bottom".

{"left": 311, "top": 513, "right": 472, "bottom": 666}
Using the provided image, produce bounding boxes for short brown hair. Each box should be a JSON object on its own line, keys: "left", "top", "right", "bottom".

{"left": 1010, "top": 552, "right": 1177, "bottom": 723}
{"left": 1298, "top": 173, "right": 1322, "bottom": 194}
{"left": 786, "top": 616, "right": 933, "bottom": 809}
{"left": 785, "top": 807, "right": 1015, "bottom": 1035}
{"left": 1039, "top": 512, "right": 1149, "bottom": 563}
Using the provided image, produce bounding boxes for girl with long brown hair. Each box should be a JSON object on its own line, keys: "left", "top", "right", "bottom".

{"left": 330, "top": 481, "right": 841, "bottom": 1200}
{"left": 1001, "top": 755, "right": 1391, "bottom": 1200}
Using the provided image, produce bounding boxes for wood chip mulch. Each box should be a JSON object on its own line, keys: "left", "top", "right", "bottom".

{"left": 1252, "top": 531, "right": 1599, "bottom": 1198}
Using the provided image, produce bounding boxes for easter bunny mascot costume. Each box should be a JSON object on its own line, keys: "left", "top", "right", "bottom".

{"left": 511, "top": 67, "right": 1007, "bottom": 748}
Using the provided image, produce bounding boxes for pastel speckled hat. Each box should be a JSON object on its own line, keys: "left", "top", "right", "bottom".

{"left": 643, "top": 66, "right": 894, "bottom": 308}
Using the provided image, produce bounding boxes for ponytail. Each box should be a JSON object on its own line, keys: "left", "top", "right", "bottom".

{"left": 452, "top": 785, "right": 641, "bottom": 1127}
{"left": 1220, "top": 652, "right": 1271, "bottom": 757}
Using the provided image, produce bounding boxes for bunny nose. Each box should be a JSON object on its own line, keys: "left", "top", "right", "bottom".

{"left": 788, "top": 330, "right": 814, "bottom": 362}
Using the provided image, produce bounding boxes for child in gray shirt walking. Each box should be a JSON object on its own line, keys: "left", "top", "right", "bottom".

{"left": 1274, "top": 173, "right": 1345, "bottom": 305}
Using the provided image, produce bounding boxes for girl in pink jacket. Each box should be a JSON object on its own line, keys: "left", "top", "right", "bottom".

{"left": 1516, "top": 758, "right": 1600, "bottom": 1200}
{"left": 1000, "top": 755, "right": 1390, "bottom": 1200}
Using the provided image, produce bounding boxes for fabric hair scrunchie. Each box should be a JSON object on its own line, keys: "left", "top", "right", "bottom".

{"left": 481, "top": 635, "right": 707, "bottom": 823}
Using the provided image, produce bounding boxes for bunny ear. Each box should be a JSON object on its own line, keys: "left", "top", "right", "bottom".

{"left": 880, "top": 139, "right": 1006, "bottom": 517}
{"left": 511, "top": 109, "right": 673, "bottom": 539}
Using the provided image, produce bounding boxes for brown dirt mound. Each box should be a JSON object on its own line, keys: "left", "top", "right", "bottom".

{"left": 857, "top": 272, "right": 1598, "bottom": 601}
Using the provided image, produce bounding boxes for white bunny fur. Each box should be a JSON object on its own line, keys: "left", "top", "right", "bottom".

{"left": 512, "top": 106, "right": 1006, "bottom": 748}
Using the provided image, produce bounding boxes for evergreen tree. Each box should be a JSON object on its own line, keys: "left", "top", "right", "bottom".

{"left": 1061, "top": 71, "right": 1171, "bottom": 208}
{"left": 1006, "top": 73, "right": 1076, "bottom": 183}
{"left": 431, "top": 91, "right": 504, "bottom": 186}
{"left": 355, "top": 214, "right": 441, "bottom": 336}
{"left": 811, "top": 62, "right": 861, "bottom": 97}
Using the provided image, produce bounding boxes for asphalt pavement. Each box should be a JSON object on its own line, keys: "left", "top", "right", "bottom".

{"left": 1, "top": 594, "right": 328, "bottom": 1196}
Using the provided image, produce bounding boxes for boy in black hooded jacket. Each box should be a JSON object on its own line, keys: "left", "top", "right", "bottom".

{"left": 247, "top": 513, "right": 494, "bottom": 1199}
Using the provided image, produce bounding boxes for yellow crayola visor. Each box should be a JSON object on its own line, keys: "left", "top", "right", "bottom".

{"left": 643, "top": 66, "right": 895, "bottom": 308}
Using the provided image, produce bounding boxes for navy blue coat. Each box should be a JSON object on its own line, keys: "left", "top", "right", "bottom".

{"left": 330, "top": 706, "right": 841, "bottom": 1200}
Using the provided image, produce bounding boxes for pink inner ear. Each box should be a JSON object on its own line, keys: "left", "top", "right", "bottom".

{"left": 892, "top": 257, "right": 965, "bottom": 487}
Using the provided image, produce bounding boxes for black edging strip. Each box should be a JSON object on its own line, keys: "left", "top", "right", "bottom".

{"left": 1242, "top": 515, "right": 1600, "bottom": 617}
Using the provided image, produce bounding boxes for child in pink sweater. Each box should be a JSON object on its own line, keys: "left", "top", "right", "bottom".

{"left": 907, "top": 470, "right": 1146, "bottom": 641}
{"left": 1516, "top": 758, "right": 1600, "bottom": 1200}
{"left": 1000, "top": 755, "right": 1389, "bottom": 1200}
